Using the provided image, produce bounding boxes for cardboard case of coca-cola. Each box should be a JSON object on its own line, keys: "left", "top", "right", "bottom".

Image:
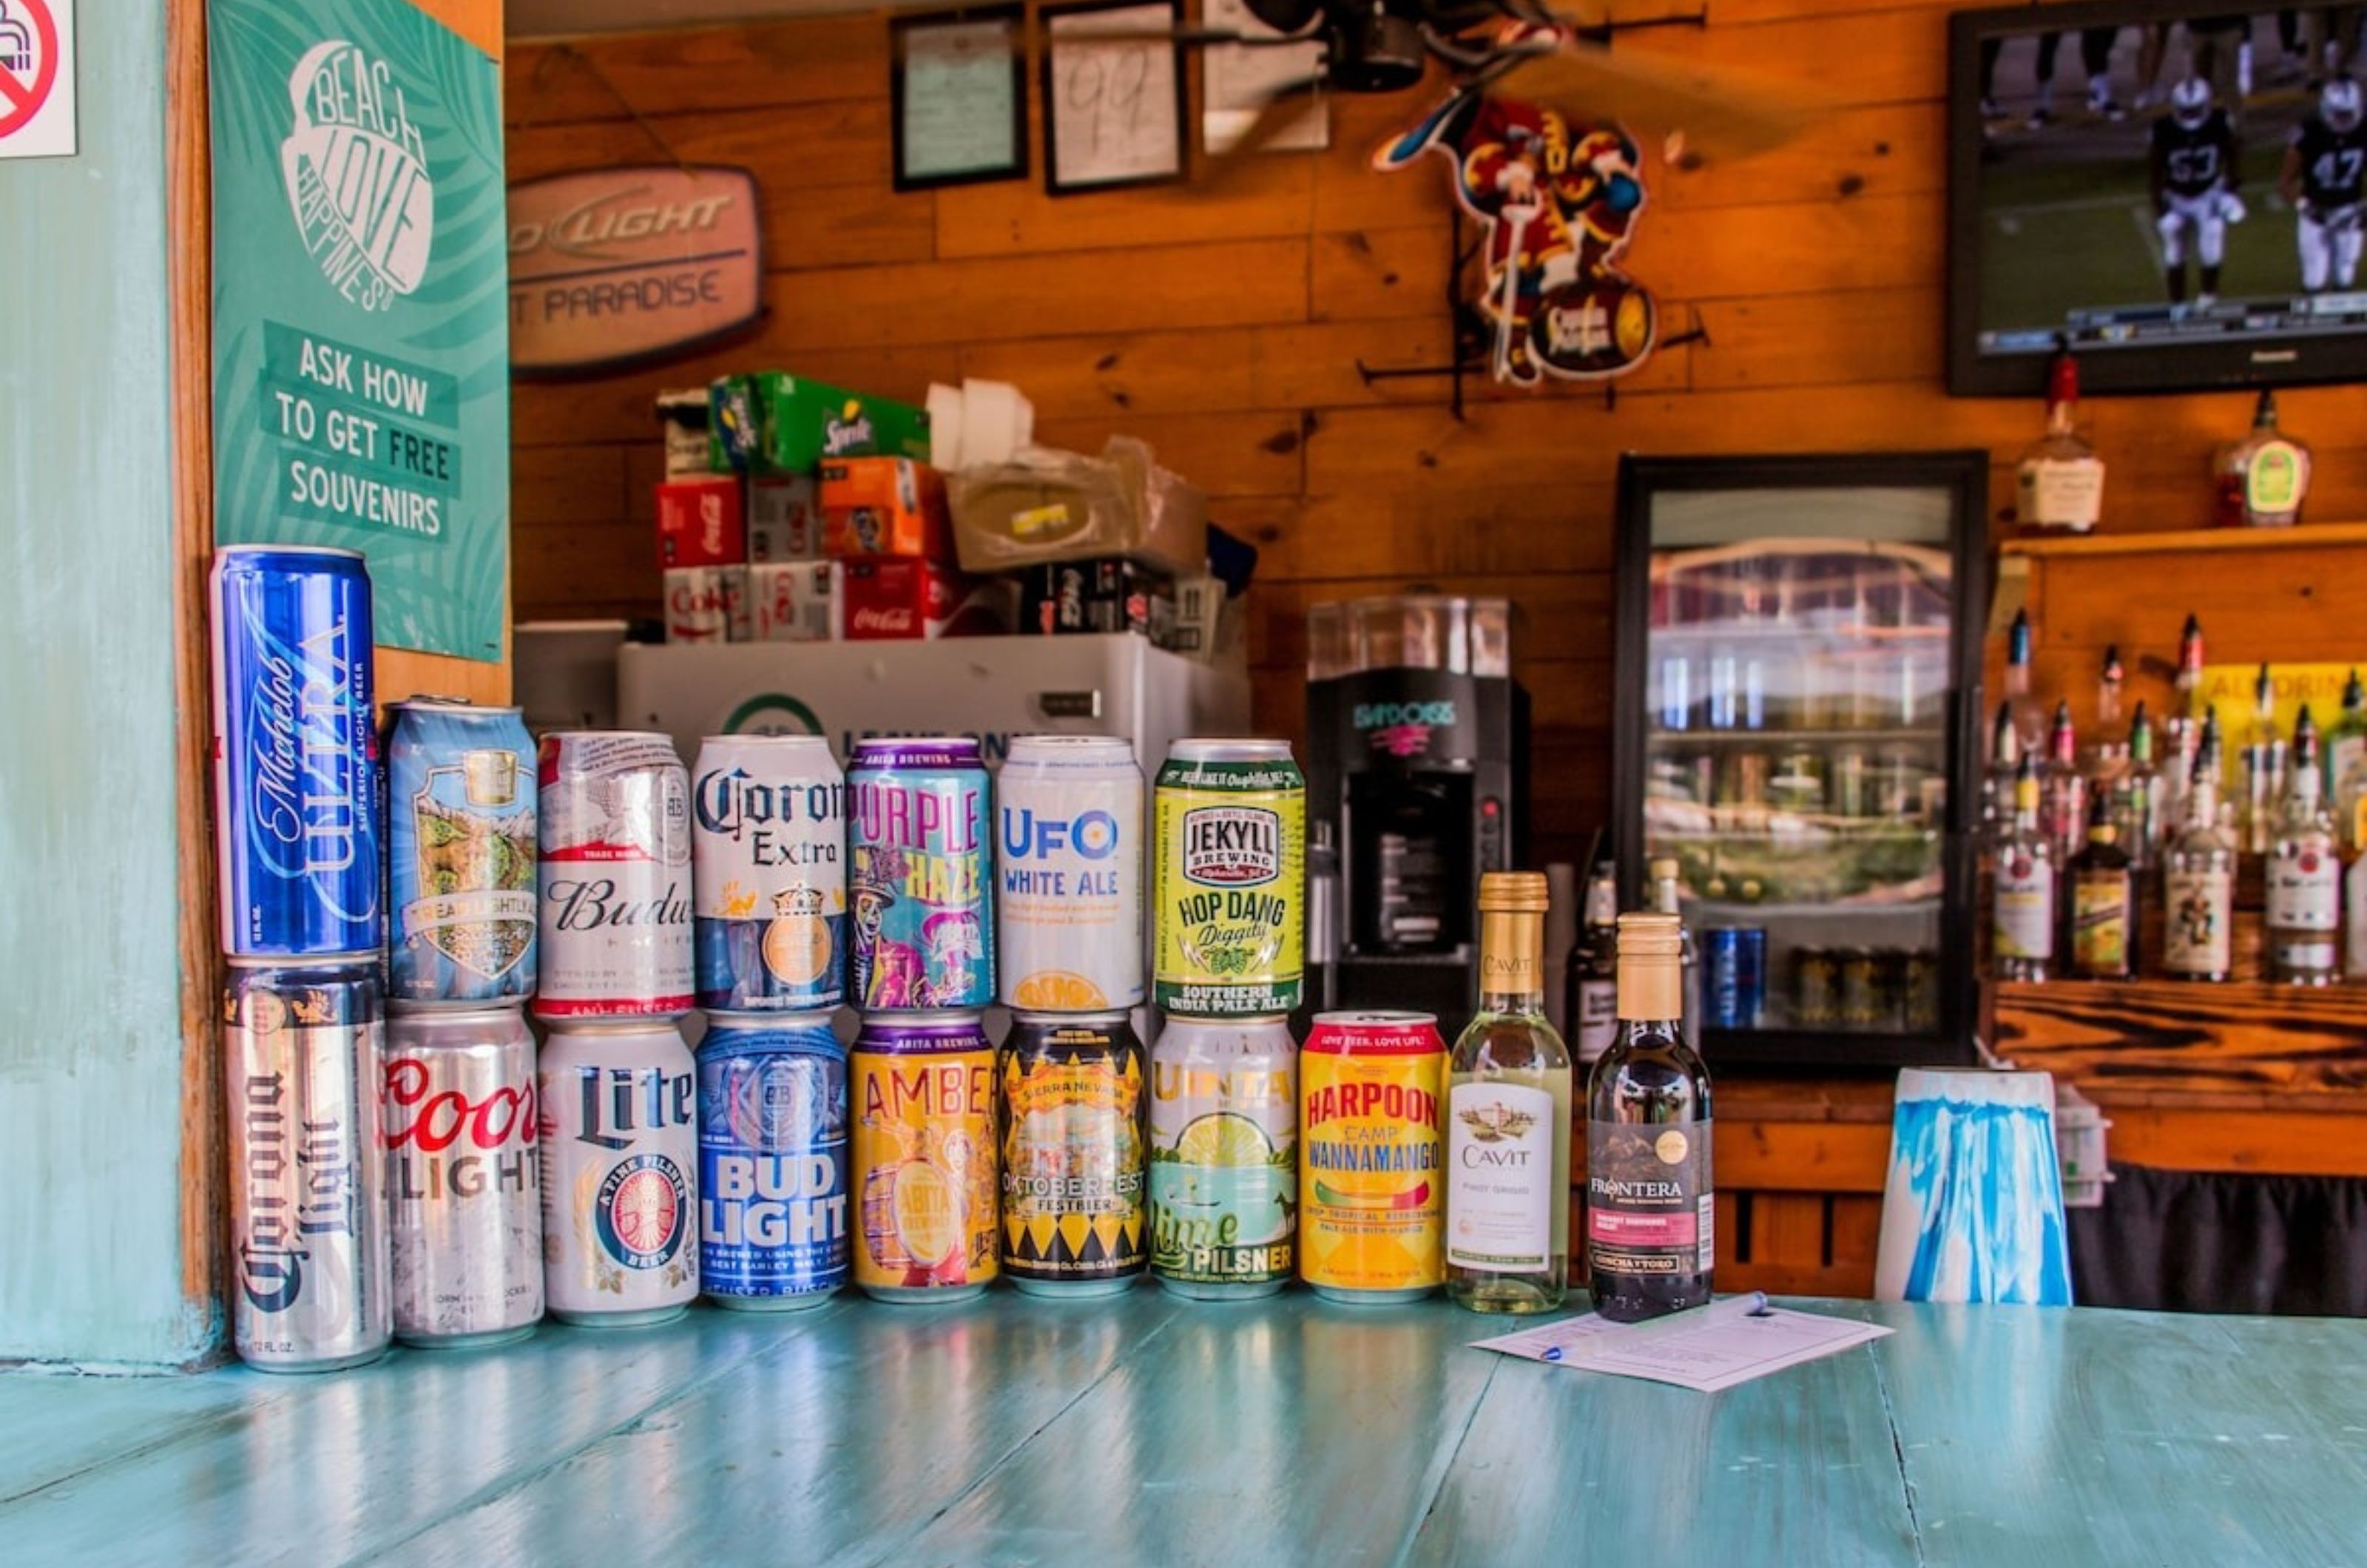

{"left": 655, "top": 476, "right": 746, "bottom": 569}
{"left": 663, "top": 565, "right": 753, "bottom": 643}
{"left": 842, "top": 558, "right": 1012, "bottom": 641}
{"left": 748, "top": 560, "right": 842, "bottom": 642}
{"left": 749, "top": 475, "right": 822, "bottom": 562}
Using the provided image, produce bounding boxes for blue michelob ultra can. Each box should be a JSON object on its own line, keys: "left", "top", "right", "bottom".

{"left": 387, "top": 700, "right": 538, "bottom": 1005}
{"left": 846, "top": 737, "right": 994, "bottom": 1010}
{"left": 210, "top": 545, "right": 382, "bottom": 960}
{"left": 697, "top": 1011, "right": 851, "bottom": 1309}
{"left": 1704, "top": 925, "right": 1766, "bottom": 1030}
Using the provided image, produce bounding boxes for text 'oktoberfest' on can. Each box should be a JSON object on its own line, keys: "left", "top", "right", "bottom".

{"left": 388, "top": 700, "right": 538, "bottom": 1006}
{"left": 698, "top": 1012, "right": 850, "bottom": 1309}
{"left": 851, "top": 1013, "right": 999, "bottom": 1302}
{"left": 1149, "top": 1016, "right": 1298, "bottom": 1299}
{"left": 998, "top": 735, "right": 1145, "bottom": 1011}
{"left": 1299, "top": 1011, "right": 1446, "bottom": 1302}
{"left": 1000, "top": 1012, "right": 1148, "bottom": 1296}
{"left": 211, "top": 546, "right": 381, "bottom": 961}
{"left": 848, "top": 738, "right": 993, "bottom": 1011}
{"left": 536, "top": 732, "right": 694, "bottom": 1018}
{"left": 538, "top": 1018, "right": 700, "bottom": 1326}
{"left": 692, "top": 735, "right": 846, "bottom": 1013}
{"left": 1153, "top": 740, "right": 1305, "bottom": 1018}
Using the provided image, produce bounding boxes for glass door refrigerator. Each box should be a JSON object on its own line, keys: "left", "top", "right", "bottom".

{"left": 1612, "top": 453, "right": 1988, "bottom": 1069}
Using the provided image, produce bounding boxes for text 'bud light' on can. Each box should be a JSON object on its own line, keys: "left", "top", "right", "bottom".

{"left": 388, "top": 700, "right": 538, "bottom": 1006}
{"left": 698, "top": 1012, "right": 850, "bottom": 1310}
{"left": 1000, "top": 1012, "right": 1148, "bottom": 1296}
{"left": 1148, "top": 1016, "right": 1298, "bottom": 1300}
{"left": 851, "top": 1013, "right": 998, "bottom": 1302}
{"left": 383, "top": 1005, "right": 544, "bottom": 1348}
{"left": 998, "top": 735, "right": 1145, "bottom": 1012}
{"left": 1299, "top": 1011, "right": 1445, "bottom": 1303}
{"left": 210, "top": 546, "right": 381, "bottom": 960}
{"left": 536, "top": 732, "right": 694, "bottom": 1019}
{"left": 848, "top": 738, "right": 993, "bottom": 1011}
{"left": 224, "top": 963, "right": 391, "bottom": 1371}
{"left": 692, "top": 735, "right": 846, "bottom": 1012}
{"left": 538, "top": 1018, "right": 700, "bottom": 1325}
{"left": 1154, "top": 740, "right": 1305, "bottom": 1018}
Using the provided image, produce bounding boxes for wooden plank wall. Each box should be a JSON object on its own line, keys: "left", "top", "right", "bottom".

{"left": 505, "top": 0, "right": 2367, "bottom": 868}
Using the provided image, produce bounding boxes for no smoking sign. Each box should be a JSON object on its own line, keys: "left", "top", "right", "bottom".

{"left": 0, "top": 0, "right": 75, "bottom": 160}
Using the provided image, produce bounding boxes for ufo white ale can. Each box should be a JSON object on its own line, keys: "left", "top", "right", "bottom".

{"left": 538, "top": 1018, "right": 700, "bottom": 1326}
{"left": 998, "top": 735, "right": 1144, "bottom": 1012}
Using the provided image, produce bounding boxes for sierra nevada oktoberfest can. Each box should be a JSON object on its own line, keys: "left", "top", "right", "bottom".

{"left": 851, "top": 1013, "right": 999, "bottom": 1302}
{"left": 692, "top": 735, "right": 846, "bottom": 1012}
{"left": 848, "top": 738, "right": 993, "bottom": 1010}
{"left": 998, "top": 735, "right": 1144, "bottom": 1011}
{"left": 1153, "top": 740, "right": 1305, "bottom": 1018}
{"left": 698, "top": 1012, "right": 850, "bottom": 1310}
{"left": 1000, "top": 1012, "right": 1148, "bottom": 1296}
{"left": 387, "top": 700, "right": 538, "bottom": 1005}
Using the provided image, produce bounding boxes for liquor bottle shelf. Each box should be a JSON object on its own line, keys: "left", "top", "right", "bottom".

{"left": 1647, "top": 726, "right": 1948, "bottom": 747}
{"left": 1999, "top": 518, "right": 2367, "bottom": 561}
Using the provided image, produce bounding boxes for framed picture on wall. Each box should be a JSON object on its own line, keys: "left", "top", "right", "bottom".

{"left": 891, "top": 4, "right": 1030, "bottom": 192}
{"left": 1040, "top": 0, "right": 1186, "bottom": 195}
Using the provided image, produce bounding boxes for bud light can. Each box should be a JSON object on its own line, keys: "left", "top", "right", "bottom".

{"left": 692, "top": 735, "right": 846, "bottom": 1012}
{"left": 999, "top": 735, "right": 1144, "bottom": 1011}
{"left": 851, "top": 1012, "right": 998, "bottom": 1302}
{"left": 1001, "top": 1012, "right": 1149, "bottom": 1296}
{"left": 698, "top": 1012, "right": 851, "bottom": 1310}
{"left": 536, "top": 732, "right": 694, "bottom": 1019}
{"left": 210, "top": 546, "right": 381, "bottom": 960}
{"left": 224, "top": 962, "right": 391, "bottom": 1371}
{"left": 388, "top": 700, "right": 538, "bottom": 1006}
{"left": 1148, "top": 1016, "right": 1297, "bottom": 1300}
{"left": 384, "top": 1004, "right": 544, "bottom": 1348}
{"left": 848, "top": 738, "right": 993, "bottom": 1010}
{"left": 538, "top": 1018, "right": 700, "bottom": 1325}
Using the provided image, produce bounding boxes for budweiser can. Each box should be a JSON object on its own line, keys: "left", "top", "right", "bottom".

{"left": 997, "top": 735, "right": 1145, "bottom": 1011}
{"left": 848, "top": 737, "right": 993, "bottom": 1010}
{"left": 383, "top": 1004, "right": 544, "bottom": 1348}
{"left": 851, "top": 1011, "right": 998, "bottom": 1302}
{"left": 538, "top": 1018, "right": 700, "bottom": 1325}
{"left": 692, "top": 734, "right": 847, "bottom": 1012}
{"left": 698, "top": 1012, "right": 850, "bottom": 1310}
{"left": 1299, "top": 1011, "right": 1446, "bottom": 1303}
{"left": 387, "top": 699, "right": 538, "bottom": 1006}
{"left": 535, "top": 731, "right": 694, "bottom": 1019}
{"left": 1148, "top": 1016, "right": 1297, "bottom": 1300}
{"left": 1000, "top": 1011, "right": 1148, "bottom": 1297}
{"left": 223, "top": 962, "right": 391, "bottom": 1371}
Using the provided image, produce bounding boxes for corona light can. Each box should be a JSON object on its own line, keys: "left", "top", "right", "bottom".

{"left": 848, "top": 738, "right": 993, "bottom": 1010}
{"left": 1000, "top": 1012, "right": 1148, "bottom": 1297}
{"left": 538, "top": 1018, "right": 700, "bottom": 1326}
{"left": 1299, "top": 1011, "right": 1446, "bottom": 1302}
{"left": 1148, "top": 1016, "right": 1298, "bottom": 1300}
{"left": 1153, "top": 740, "right": 1305, "bottom": 1018}
{"left": 698, "top": 1012, "right": 851, "bottom": 1310}
{"left": 692, "top": 735, "right": 846, "bottom": 1012}
{"left": 998, "top": 735, "right": 1144, "bottom": 1011}
{"left": 851, "top": 1012, "right": 999, "bottom": 1302}
{"left": 387, "top": 700, "right": 538, "bottom": 1006}
{"left": 536, "top": 732, "right": 695, "bottom": 1018}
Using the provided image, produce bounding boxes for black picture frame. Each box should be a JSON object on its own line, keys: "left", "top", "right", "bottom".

{"left": 1039, "top": 0, "right": 1188, "bottom": 197}
{"left": 891, "top": 4, "right": 1030, "bottom": 194}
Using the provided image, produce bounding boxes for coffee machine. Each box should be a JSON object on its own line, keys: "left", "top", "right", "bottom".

{"left": 1302, "top": 595, "right": 1528, "bottom": 1022}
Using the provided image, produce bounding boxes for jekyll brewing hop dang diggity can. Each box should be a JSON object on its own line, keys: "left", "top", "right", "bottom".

{"left": 1154, "top": 740, "right": 1305, "bottom": 1018}
{"left": 536, "top": 733, "right": 695, "bottom": 1019}
{"left": 848, "top": 738, "right": 993, "bottom": 1011}
{"left": 1299, "top": 1012, "right": 1446, "bottom": 1303}
{"left": 388, "top": 700, "right": 538, "bottom": 1006}
{"left": 698, "top": 1012, "right": 850, "bottom": 1310}
{"left": 998, "top": 736, "right": 1145, "bottom": 1012}
{"left": 852, "top": 1013, "right": 999, "bottom": 1302}
{"left": 692, "top": 736, "right": 846, "bottom": 1012}
{"left": 1149, "top": 1016, "right": 1298, "bottom": 1300}
{"left": 1000, "top": 1012, "right": 1148, "bottom": 1297}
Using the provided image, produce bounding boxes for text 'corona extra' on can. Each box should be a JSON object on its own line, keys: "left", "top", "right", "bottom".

{"left": 1299, "top": 1011, "right": 1446, "bottom": 1302}
{"left": 211, "top": 546, "right": 381, "bottom": 960}
{"left": 1000, "top": 1012, "right": 1148, "bottom": 1296}
{"left": 388, "top": 700, "right": 538, "bottom": 1006}
{"left": 848, "top": 738, "right": 993, "bottom": 1010}
{"left": 693, "top": 736, "right": 846, "bottom": 1012}
{"left": 224, "top": 963, "right": 391, "bottom": 1371}
{"left": 538, "top": 1018, "right": 700, "bottom": 1325}
{"left": 1154, "top": 740, "right": 1305, "bottom": 1018}
{"left": 851, "top": 1012, "right": 998, "bottom": 1302}
{"left": 1149, "top": 1016, "right": 1298, "bottom": 1299}
{"left": 999, "top": 736, "right": 1144, "bottom": 1011}
{"left": 536, "top": 732, "right": 694, "bottom": 1018}
{"left": 384, "top": 1005, "right": 544, "bottom": 1348}
{"left": 698, "top": 1012, "right": 850, "bottom": 1309}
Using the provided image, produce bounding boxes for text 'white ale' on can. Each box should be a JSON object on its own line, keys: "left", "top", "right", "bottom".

{"left": 692, "top": 734, "right": 848, "bottom": 1013}
{"left": 224, "top": 963, "right": 392, "bottom": 1371}
{"left": 385, "top": 1003, "right": 544, "bottom": 1348}
{"left": 1147, "top": 1015, "right": 1299, "bottom": 1300}
{"left": 538, "top": 1018, "right": 700, "bottom": 1326}
{"left": 998, "top": 734, "right": 1146, "bottom": 1012}
{"left": 536, "top": 731, "right": 695, "bottom": 1020}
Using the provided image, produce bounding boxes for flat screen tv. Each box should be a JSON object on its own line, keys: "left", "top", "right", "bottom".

{"left": 1949, "top": 0, "right": 2367, "bottom": 394}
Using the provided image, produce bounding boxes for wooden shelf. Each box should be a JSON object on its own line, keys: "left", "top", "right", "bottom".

{"left": 2000, "top": 520, "right": 2367, "bottom": 560}
{"left": 1992, "top": 977, "right": 2367, "bottom": 1104}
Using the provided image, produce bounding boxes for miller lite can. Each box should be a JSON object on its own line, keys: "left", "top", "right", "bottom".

{"left": 698, "top": 1012, "right": 850, "bottom": 1310}
{"left": 536, "top": 731, "right": 694, "bottom": 1019}
{"left": 384, "top": 1004, "right": 544, "bottom": 1348}
{"left": 538, "top": 1018, "right": 700, "bottom": 1326}
{"left": 997, "top": 735, "right": 1145, "bottom": 1011}
{"left": 692, "top": 734, "right": 847, "bottom": 1012}
{"left": 223, "top": 962, "right": 391, "bottom": 1371}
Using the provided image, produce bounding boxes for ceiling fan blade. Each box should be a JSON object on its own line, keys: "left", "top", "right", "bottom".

{"left": 1492, "top": 39, "right": 1811, "bottom": 163}
{"left": 1201, "top": 76, "right": 1327, "bottom": 181}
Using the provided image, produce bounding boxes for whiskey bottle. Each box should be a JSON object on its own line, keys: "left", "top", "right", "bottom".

{"left": 1561, "top": 859, "right": 1619, "bottom": 1064}
{"left": 2016, "top": 352, "right": 2105, "bottom": 535}
{"left": 2266, "top": 709, "right": 2340, "bottom": 986}
{"left": 1993, "top": 757, "right": 2057, "bottom": 982}
{"left": 2214, "top": 390, "right": 2313, "bottom": 528}
{"left": 2066, "top": 794, "right": 2135, "bottom": 981}
{"left": 2164, "top": 760, "right": 2236, "bottom": 982}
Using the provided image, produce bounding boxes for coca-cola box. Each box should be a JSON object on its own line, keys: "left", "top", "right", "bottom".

{"left": 842, "top": 559, "right": 1012, "bottom": 641}
{"left": 655, "top": 476, "right": 746, "bottom": 569}
{"left": 663, "top": 565, "right": 752, "bottom": 643}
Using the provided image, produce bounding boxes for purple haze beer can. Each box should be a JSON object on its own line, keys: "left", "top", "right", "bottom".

{"left": 384, "top": 1004, "right": 544, "bottom": 1348}
{"left": 538, "top": 1018, "right": 700, "bottom": 1326}
{"left": 692, "top": 735, "right": 847, "bottom": 1012}
{"left": 224, "top": 962, "right": 392, "bottom": 1371}
{"left": 698, "top": 1011, "right": 851, "bottom": 1310}
{"left": 847, "top": 737, "right": 993, "bottom": 1010}
{"left": 536, "top": 732, "right": 695, "bottom": 1019}
{"left": 210, "top": 545, "right": 381, "bottom": 960}
{"left": 388, "top": 700, "right": 538, "bottom": 1006}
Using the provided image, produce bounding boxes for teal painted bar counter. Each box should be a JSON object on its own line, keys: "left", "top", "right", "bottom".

{"left": 4, "top": 1291, "right": 2363, "bottom": 1566}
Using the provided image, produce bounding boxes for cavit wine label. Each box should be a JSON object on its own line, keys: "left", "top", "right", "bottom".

{"left": 1181, "top": 808, "right": 1280, "bottom": 886}
{"left": 281, "top": 40, "right": 434, "bottom": 312}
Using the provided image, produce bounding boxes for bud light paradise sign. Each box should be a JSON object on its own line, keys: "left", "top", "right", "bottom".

{"left": 208, "top": 0, "right": 508, "bottom": 662}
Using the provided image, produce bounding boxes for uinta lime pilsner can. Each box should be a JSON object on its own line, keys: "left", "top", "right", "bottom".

{"left": 1149, "top": 1016, "right": 1298, "bottom": 1300}
{"left": 999, "top": 1012, "right": 1147, "bottom": 1297}
{"left": 1153, "top": 740, "right": 1304, "bottom": 1018}
{"left": 1299, "top": 1011, "right": 1446, "bottom": 1302}
{"left": 851, "top": 1013, "right": 999, "bottom": 1302}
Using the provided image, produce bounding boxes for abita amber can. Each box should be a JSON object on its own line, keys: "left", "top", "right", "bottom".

{"left": 851, "top": 1012, "right": 999, "bottom": 1302}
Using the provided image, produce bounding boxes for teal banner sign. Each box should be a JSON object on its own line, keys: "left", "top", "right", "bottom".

{"left": 209, "top": 0, "right": 507, "bottom": 661}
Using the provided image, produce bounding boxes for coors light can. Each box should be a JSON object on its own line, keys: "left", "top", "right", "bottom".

{"left": 384, "top": 1005, "right": 544, "bottom": 1348}
{"left": 536, "top": 732, "right": 694, "bottom": 1018}
{"left": 539, "top": 1018, "right": 700, "bottom": 1325}
{"left": 224, "top": 963, "right": 392, "bottom": 1371}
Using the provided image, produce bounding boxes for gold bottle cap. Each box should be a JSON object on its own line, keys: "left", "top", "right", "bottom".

{"left": 1477, "top": 870, "right": 1551, "bottom": 913}
{"left": 1617, "top": 911, "right": 1684, "bottom": 959}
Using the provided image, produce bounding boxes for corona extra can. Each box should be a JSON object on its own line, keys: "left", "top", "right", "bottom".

{"left": 1148, "top": 1016, "right": 1298, "bottom": 1300}
{"left": 1299, "top": 1011, "right": 1445, "bottom": 1302}
{"left": 698, "top": 1011, "right": 851, "bottom": 1310}
{"left": 1153, "top": 740, "right": 1305, "bottom": 1018}
{"left": 848, "top": 738, "right": 993, "bottom": 1010}
{"left": 998, "top": 736, "right": 1144, "bottom": 1011}
{"left": 535, "top": 732, "right": 694, "bottom": 1019}
{"left": 388, "top": 700, "right": 538, "bottom": 1005}
{"left": 999, "top": 1011, "right": 1148, "bottom": 1297}
{"left": 692, "top": 735, "right": 847, "bottom": 1012}
{"left": 851, "top": 1012, "right": 998, "bottom": 1302}
{"left": 538, "top": 1018, "right": 700, "bottom": 1326}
